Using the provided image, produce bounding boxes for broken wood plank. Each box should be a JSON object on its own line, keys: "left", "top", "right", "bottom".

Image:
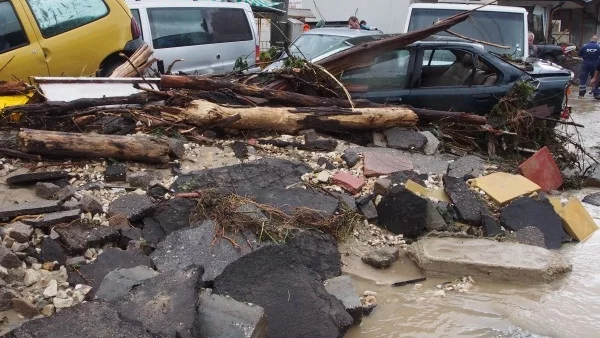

{"left": 18, "top": 128, "right": 170, "bottom": 164}
{"left": 178, "top": 100, "right": 417, "bottom": 134}
{"left": 0, "top": 81, "right": 29, "bottom": 96}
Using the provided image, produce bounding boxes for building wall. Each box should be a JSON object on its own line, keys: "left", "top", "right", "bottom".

{"left": 303, "top": 0, "right": 412, "bottom": 33}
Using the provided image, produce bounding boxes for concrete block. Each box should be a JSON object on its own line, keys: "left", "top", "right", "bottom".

{"left": 472, "top": 172, "right": 541, "bottom": 205}
{"left": 518, "top": 146, "right": 563, "bottom": 191}
{"left": 195, "top": 289, "right": 267, "bottom": 338}
{"left": 324, "top": 275, "right": 363, "bottom": 325}
{"left": 407, "top": 237, "right": 572, "bottom": 282}
{"left": 332, "top": 172, "right": 365, "bottom": 195}
{"left": 560, "top": 198, "right": 598, "bottom": 241}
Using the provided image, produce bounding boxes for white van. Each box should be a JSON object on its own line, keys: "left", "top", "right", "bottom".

{"left": 405, "top": 3, "right": 529, "bottom": 61}
{"left": 126, "top": 0, "right": 259, "bottom": 75}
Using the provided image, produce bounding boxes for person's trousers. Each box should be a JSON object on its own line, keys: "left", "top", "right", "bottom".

{"left": 580, "top": 62, "right": 596, "bottom": 96}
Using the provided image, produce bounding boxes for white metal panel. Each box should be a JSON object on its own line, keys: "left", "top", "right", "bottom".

{"left": 33, "top": 77, "right": 160, "bottom": 102}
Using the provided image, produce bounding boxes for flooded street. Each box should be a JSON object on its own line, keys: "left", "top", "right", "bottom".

{"left": 346, "top": 91, "right": 600, "bottom": 338}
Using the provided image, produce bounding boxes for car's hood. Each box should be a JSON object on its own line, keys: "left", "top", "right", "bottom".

{"left": 263, "top": 46, "right": 349, "bottom": 72}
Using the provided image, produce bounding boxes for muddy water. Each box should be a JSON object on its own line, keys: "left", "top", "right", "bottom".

{"left": 346, "top": 93, "right": 600, "bottom": 338}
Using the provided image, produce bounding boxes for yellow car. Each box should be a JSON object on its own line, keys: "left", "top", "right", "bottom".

{"left": 0, "top": 0, "right": 142, "bottom": 81}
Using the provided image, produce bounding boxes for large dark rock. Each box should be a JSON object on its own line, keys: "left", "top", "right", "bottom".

{"left": 6, "top": 171, "right": 69, "bottom": 186}
{"left": 500, "top": 197, "right": 569, "bottom": 249}
{"left": 35, "top": 182, "right": 61, "bottom": 200}
{"left": 231, "top": 141, "right": 249, "bottom": 159}
{"left": 150, "top": 221, "right": 258, "bottom": 286}
{"left": 4, "top": 301, "right": 155, "bottom": 338}
{"left": 68, "top": 248, "right": 154, "bottom": 296}
{"left": 384, "top": 127, "right": 428, "bottom": 151}
{"left": 114, "top": 266, "right": 203, "bottom": 338}
{"left": 108, "top": 193, "right": 155, "bottom": 221}
{"left": 141, "top": 217, "right": 166, "bottom": 246}
{"left": 389, "top": 170, "right": 426, "bottom": 186}
{"left": 0, "top": 200, "right": 62, "bottom": 222}
{"left": 171, "top": 157, "right": 310, "bottom": 192}
{"left": 443, "top": 175, "right": 490, "bottom": 225}
{"left": 55, "top": 220, "right": 119, "bottom": 254}
{"left": 376, "top": 189, "right": 428, "bottom": 238}
{"left": 361, "top": 247, "right": 399, "bottom": 269}
{"left": 213, "top": 239, "right": 352, "bottom": 338}
{"left": 447, "top": 155, "right": 485, "bottom": 178}
{"left": 37, "top": 238, "right": 68, "bottom": 265}
{"left": 482, "top": 214, "right": 503, "bottom": 237}
{"left": 195, "top": 289, "right": 267, "bottom": 338}
{"left": 342, "top": 149, "right": 360, "bottom": 168}
{"left": 141, "top": 197, "right": 197, "bottom": 244}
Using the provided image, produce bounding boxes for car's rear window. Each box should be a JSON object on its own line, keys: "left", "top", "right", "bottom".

{"left": 290, "top": 34, "right": 347, "bottom": 60}
{"left": 148, "top": 7, "right": 252, "bottom": 49}
{"left": 25, "top": 0, "right": 109, "bottom": 38}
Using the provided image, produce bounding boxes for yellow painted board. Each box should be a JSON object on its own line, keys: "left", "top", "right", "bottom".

{"left": 0, "top": 95, "right": 30, "bottom": 108}
{"left": 561, "top": 198, "right": 598, "bottom": 241}
{"left": 472, "top": 172, "right": 541, "bottom": 205}
{"left": 547, "top": 196, "right": 565, "bottom": 216}
{"left": 405, "top": 179, "right": 451, "bottom": 203}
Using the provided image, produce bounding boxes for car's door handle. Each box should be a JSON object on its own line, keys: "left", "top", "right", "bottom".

{"left": 216, "top": 54, "right": 221, "bottom": 60}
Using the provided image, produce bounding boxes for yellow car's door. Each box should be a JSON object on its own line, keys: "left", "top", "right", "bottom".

{"left": 0, "top": 0, "right": 48, "bottom": 82}
{"left": 21, "top": 0, "right": 132, "bottom": 77}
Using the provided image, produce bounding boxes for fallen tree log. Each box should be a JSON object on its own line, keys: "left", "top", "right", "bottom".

{"left": 409, "top": 107, "right": 487, "bottom": 125}
{"left": 176, "top": 100, "right": 417, "bottom": 134}
{"left": 160, "top": 75, "right": 380, "bottom": 108}
{"left": 0, "top": 81, "right": 29, "bottom": 96}
{"left": 18, "top": 129, "right": 170, "bottom": 164}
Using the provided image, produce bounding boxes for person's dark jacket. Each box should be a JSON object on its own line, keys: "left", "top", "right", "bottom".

{"left": 579, "top": 41, "right": 600, "bottom": 64}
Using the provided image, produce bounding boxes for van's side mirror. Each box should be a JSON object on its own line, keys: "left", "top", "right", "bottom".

{"left": 316, "top": 20, "right": 325, "bottom": 28}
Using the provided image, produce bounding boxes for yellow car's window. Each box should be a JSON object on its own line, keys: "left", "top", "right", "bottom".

{"left": 25, "top": 0, "right": 109, "bottom": 38}
{"left": 0, "top": 1, "right": 29, "bottom": 53}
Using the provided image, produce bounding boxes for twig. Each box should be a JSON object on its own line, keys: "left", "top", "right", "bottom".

{"left": 445, "top": 30, "right": 511, "bottom": 49}
{"left": 0, "top": 55, "right": 15, "bottom": 74}
{"left": 531, "top": 115, "right": 584, "bottom": 127}
{"left": 313, "top": 64, "right": 355, "bottom": 108}
{"left": 119, "top": 52, "right": 154, "bottom": 90}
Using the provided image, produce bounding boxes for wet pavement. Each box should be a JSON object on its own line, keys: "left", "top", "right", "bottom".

{"left": 345, "top": 90, "right": 600, "bottom": 338}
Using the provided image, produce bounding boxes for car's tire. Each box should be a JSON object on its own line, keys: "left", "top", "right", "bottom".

{"left": 98, "top": 61, "right": 124, "bottom": 77}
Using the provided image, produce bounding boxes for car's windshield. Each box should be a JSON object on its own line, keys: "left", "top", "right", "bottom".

{"left": 408, "top": 9, "right": 525, "bottom": 59}
{"left": 289, "top": 34, "right": 348, "bottom": 60}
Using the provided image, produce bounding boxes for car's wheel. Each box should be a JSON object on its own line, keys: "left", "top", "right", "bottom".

{"left": 98, "top": 61, "right": 124, "bottom": 77}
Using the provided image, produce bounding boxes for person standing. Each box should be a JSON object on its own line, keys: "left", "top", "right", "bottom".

{"left": 528, "top": 32, "right": 538, "bottom": 57}
{"left": 578, "top": 35, "right": 600, "bottom": 97}
{"left": 348, "top": 16, "right": 360, "bottom": 29}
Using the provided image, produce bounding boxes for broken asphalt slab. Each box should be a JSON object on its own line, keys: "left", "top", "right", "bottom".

{"left": 67, "top": 248, "right": 154, "bottom": 296}
{"left": 114, "top": 266, "right": 203, "bottom": 338}
{"left": 4, "top": 301, "right": 155, "bottom": 338}
{"left": 141, "top": 197, "right": 197, "bottom": 244}
{"left": 21, "top": 209, "right": 81, "bottom": 228}
{"left": 447, "top": 155, "right": 485, "bottom": 178}
{"left": 500, "top": 197, "right": 570, "bottom": 249}
{"left": 0, "top": 200, "right": 62, "bottom": 222}
{"left": 55, "top": 220, "right": 119, "bottom": 254}
{"left": 150, "top": 221, "right": 258, "bottom": 286}
{"left": 171, "top": 157, "right": 310, "bottom": 192}
{"left": 195, "top": 289, "right": 267, "bottom": 338}
{"left": 213, "top": 232, "right": 352, "bottom": 338}
{"left": 107, "top": 193, "right": 155, "bottom": 221}
{"left": 407, "top": 237, "right": 572, "bottom": 282}
{"left": 95, "top": 265, "right": 159, "bottom": 301}
{"left": 6, "top": 171, "right": 69, "bottom": 186}
{"left": 443, "top": 175, "right": 490, "bottom": 225}
{"left": 583, "top": 192, "right": 600, "bottom": 207}
{"left": 324, "top": 275, "right": 363, "bottom": 325}
{"left": 384, "top": 127, "right": 427, "bottom": 151}
{"left": 347, "top": 147, "right": 450, "bottom": 175}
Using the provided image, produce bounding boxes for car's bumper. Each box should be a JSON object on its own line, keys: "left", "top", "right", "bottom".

{"left": 123, "top": 37, "right": 144, "bottom": 55}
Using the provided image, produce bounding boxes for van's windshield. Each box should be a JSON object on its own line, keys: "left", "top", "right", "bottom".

{"left": 407, "top": 8, "right": 525, "bottom": 59}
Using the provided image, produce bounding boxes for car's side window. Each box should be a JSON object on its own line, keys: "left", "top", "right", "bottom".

{"left": 419, "top": 48, "right": 474, "bottom": 87}
{"left": 341, "top": 49, "right": 411, "bottom": 90}
{"left": 472, "top": 56, "right": 499, "bottom": 86}
{"left": 204, "top": 8, "right": 252, "bottom": 44}
{"left": 0, "top": 1, "right": 29, "bottom": 54}
{"left": 149, "top": 8, "right": 209, "bottom": 49}
{"left": 25, "top": 0, "right": 108, "bottom": 38}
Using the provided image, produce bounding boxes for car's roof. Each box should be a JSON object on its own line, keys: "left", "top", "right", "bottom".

{"left": 409, "top": 3, "right": 527, "bottom": 14}
{"left": 301, "top": 27, "right": 383, "bottom": 38}
{"left": 126, "top": 0, "right": 250, "bottom": 10}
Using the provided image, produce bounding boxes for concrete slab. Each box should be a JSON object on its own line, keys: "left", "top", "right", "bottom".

{"left": 447, "top": 155, "right": 485, "bottom": 178}
{"left": 560, "top": 198, "right": 598, "bottom": 241}
{"left": 405, "top": 179, "right": 451, "bottom": 203}
{"left": 407, "top": 237, "right": 572, "bottom": 282}
{"left": 341, "top": 251, "right": 425, "bottom": 286}
{"left": 472, "top": 173, "right": 541, "bottom": 205}
{"left": 518, "top": 146, "right": 563, "bottom": 191}
{"left": 196, "top": 289, "right": 267, "bottom": 338}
